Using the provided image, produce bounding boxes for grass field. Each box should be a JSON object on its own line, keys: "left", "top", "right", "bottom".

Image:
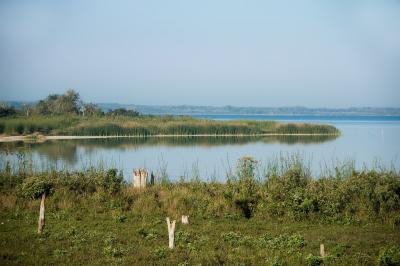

{"left": 0, "top": 156, "right": 399, "bottom": 265}
{"left": 1, "top": 208, "right": 398, "bottom": 265}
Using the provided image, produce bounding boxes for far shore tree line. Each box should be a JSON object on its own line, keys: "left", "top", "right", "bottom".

{"left": 0, "top": 89, "right": 140, "bottom": 118}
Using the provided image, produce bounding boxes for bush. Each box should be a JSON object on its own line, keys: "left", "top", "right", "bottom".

{"left": 62, "top": 172, "right": 96, "bottom": 194}
{"left": 19, "top": 175, "right": 54, "bottom": 199}
{"left": 258, "top": 233, "right": 305, "bottom": 250}
{"left": 175, "top": 230, "right": 193, "bottom": 247}
{"left": 0, "top": 104, "right": 17, "bottom": 117}
{"left": 96, "top": 169, "right": 124, "bottom": 194}
{"left": 137, "top": 228, "right": 159, "bottom": 240}
{"left": 263, "top": 166, "right": 310, "bottom": 219}
{"left": 222, "top": 231, "right": 242, "bottom": 245}
{"left": 221, "top": 231, "right": 253, "bottom": 247}
{"left": 378, "top": 246, "right": 400, "bottom": 266}
{"left": 103, "top": 234, "right": 125, "bottom": 257}
{"left": 228, "top": 156, "right": 259, "bottom": 218}
{"left": 306, "top": 255, "right": 323, "bottom": 266}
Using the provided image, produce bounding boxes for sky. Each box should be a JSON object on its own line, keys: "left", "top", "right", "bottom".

{"left": 0, "top": 0, "right": 399, "bottom": 107}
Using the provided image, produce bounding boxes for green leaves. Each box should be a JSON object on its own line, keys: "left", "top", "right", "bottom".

{"left": 378, "top": 245, "right": 400, "bottom": 266}
{"left": 95, "top": 169, "right": 124, "bottom": 195}
{"left": 19, "top": 175, "right": 54, "bottom": 199}
{"left": 228, "top": 156, "right": 260, "bottom": 218}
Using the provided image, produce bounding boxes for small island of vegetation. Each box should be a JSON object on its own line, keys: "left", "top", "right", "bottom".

{"left": 0, "top": 90, "right": 339, "bottom": 141}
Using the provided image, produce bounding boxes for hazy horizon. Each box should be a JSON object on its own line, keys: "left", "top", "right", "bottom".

{"left": 6, "top": 97, "right": 400, "bottom": 111}
{"left": 1, "top": 1, "right": 400, "bottom": 107}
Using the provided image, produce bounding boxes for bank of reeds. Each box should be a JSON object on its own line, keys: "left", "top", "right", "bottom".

{"left": 0, "top": 115, "right": 340, "bottom": 137}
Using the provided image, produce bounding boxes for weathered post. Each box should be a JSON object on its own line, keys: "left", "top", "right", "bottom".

{"left": 133, "top": 169, "right": 148, "bottom": 188}
{"left": 37, "top": 193, "right": 46, "bottom": 234}
{"left": 133, "top": 169, "right": 141, "bottom": 188}
{"left": 166, "top": 217, "right": 176, "bottom": 249}
{"left": 150, "top": 171, "right": 156, "bottom": 186}
{"left": 320, "top": 244, "right": 325, "bottom": 257}
{"left": 181, "top": 215, "right": 189, "bottom": 224}
{"left": 140, "top": 169, "right": 148, "bottom": 188}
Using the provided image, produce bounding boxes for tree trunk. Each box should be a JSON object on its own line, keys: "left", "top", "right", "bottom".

{"left": 37, "top": 193, "right": 46, "bottom": 234}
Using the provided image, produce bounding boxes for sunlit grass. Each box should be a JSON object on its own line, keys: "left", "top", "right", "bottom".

{"left": 0, "top": 155, "right": 399, "bottom": 265}
{"left": 0, "top": 115, "right": 340, "bottom": 136}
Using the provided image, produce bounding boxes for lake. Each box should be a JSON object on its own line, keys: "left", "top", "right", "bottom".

{"left": 1, "top": 115, "right": 399, "bottom": 181}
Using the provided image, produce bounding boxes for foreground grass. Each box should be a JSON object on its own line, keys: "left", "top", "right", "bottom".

{"left": 0, "top": 115, "right": 340, "bottom": 137}
{"left": 0, "top": 156, "right": 399, "bottom": 265}
{"left": 1, "top": 205, "right": 398, "bottom": 265}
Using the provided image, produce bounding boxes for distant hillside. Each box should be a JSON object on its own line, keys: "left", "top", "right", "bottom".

{"left": 5, "top": 101, "right": 400, "bottom": 116}
{"left": 97, "top": 104, "right": 400, "bottom": 116}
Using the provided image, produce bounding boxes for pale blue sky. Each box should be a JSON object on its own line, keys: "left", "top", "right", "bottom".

{"left": 0, "top": 0, "right": 399, "bottom": 107}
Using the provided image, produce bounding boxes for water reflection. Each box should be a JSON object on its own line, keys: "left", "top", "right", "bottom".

{"left": 0, "top": 135, "right": 337, "bottom": 164}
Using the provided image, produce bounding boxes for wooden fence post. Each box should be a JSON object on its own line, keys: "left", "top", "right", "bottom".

{"left": 133, "top": 169, "right": 148, "bottom": 188}
{"left": 140, "top": 169, "right": 148, "bottom": 188}
{"left": 133, "top": 169, "right": 141, "bottom": 188}
{"left": 320, "top": 244, "right": 325, "bottom": 257}
{"left": 166, "top": 217, "right": 176, "bottom": 249}
{"left": 181, "top": 215, "right": 189, "bottom": 224}
{"left": 37, "top": 193, "right": 46, "bottom": 234}
{"left": 150, "top": 171, "right": 156, "bottom": 185}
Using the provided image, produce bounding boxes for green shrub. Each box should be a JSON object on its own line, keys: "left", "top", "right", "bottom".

{"left": 96, "top": 169, "right": 123, "bottom": 194}
{"left": 19, "top": 175, "right": 54, "bottom": 199}
{"left": 263, "top": 166, "right": 310, "bottom": 219}
{"left": 266, "top": 256, "right": 287, "bottom": 266}
{"left": 103, "top": 234, "right": 125, "bottom": 257}
{"left": 228, "top": 156, "right": 259, "bottom": 218}
{"left": 137, "top": 228, "right": 159, "bottom": 240}
{"left": 114, "top": 214, "right": 127, "bottom": 223}
{"left": 175, "top": 230, "right": 193, "bottom": 246}
{"left": 151, "top": 246, "right": 168, "bottom": 259}
{"left": 62, "top": 172, "right": 96, "bottom": 194}
{"left": 378, "top": 246, "right": 400, "bottom": 266}
{"left": 221, "top": 231, "right": 252, "bottom": 246}
{"left": 306, "top": 255, "right": 323, "bottom": 266}
{"left": 258, "top": 233, "right": 305, "bottom": 250}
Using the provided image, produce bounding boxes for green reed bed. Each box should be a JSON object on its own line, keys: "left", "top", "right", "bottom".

{"left": 0, "top": 156, "right": 399, "bottom": 265}
{"left": 0, "top": 116, "right": 78, "bottom": 135}
{"left": 0, "top": 115, "right": 340, "bottom": 137}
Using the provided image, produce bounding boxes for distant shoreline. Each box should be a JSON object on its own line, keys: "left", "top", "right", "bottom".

{"left": 188, "top": 113, "right": 400, "bottom": 117}
{"left": 0, "top": 133, "right": 340, "bottom": 143}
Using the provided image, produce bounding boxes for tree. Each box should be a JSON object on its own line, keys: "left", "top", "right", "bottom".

{"left": 34, "top": 89, "right": 81, "bottom": 115}
{"left": 34, "top": 100, "right": 51, "bottom": 115}
{"left": 60, "top": 89, "right": 80, "bottom": 114}
{"left": 21, "top": 103, "right": 31, "bottom": 117}
{"left": 83, "top": 103, "right": 103, "bottom": 116}
{"left": 0, "top": 103, "right": 17, "bottom": 117}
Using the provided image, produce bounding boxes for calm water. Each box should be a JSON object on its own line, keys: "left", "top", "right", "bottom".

{"left": 1, "top": 115, "right": 399, "bottom": 181}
